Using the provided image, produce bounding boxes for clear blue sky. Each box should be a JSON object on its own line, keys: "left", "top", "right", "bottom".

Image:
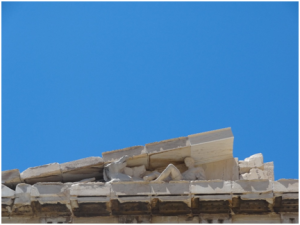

{"left": 2, "top": 2, "right": 298, "bottom": 180}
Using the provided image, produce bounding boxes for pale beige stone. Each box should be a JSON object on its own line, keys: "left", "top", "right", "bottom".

{"left": 14, "top": 183, "right": 32, "bottom": 206}
{"left": 189, "top": 128, "right": 234, "bottom": 165}
{"left": 264, "top": 162, "right": 274, "bottom": 181}
{"left": 232, "top": 214, "right": 281, "bottom": 223}
{"left": 31, "top": 182, "right": 70, "bottom": 204}
{"left": 273, "top": 179, "right": 298, "bottom": 193}
{"left": 102, "top": 146, "right": 147, "bottom": 162}
{"left": 282, "top": 193, "right": 298, "bottom": 199}
{"left": 76, "top": 196, "right": 110, "bottom": 203}
{"left": 152, "top": 216, "right": 179, "bottom": 223}
{"left": 200, "top": 157, "right": 239, "bottom": 181}
{"left": 156, "top": 195, "right": 191, "bottom": 207}
{"left": 240, "top": 192, "right": 273, "bottom": 203}
{"left": 239, "top": 168, "right": 268, "bottom": 180}
{"left": 146, "top": 137, "right": 189, "bottom": 154}
{"left": 1, "top": 184, "right": 15, "bottom": 198}
{"left": 2, "top": 169, "right": 23, "bottom": 189}
{"left": 2, "top": 217, "right": 40, "bottom": 223}
{"left": 124, "top": 165, "right": 146, "bottom": 179}
{"left": 73, "top": 216, "right": 119, "bottom": 223}
{"left": 280, "top": 213, "right": 299, "bottom": 223}
{"left": 117, "top": 196, "right": 151, "bottom": 203}
{"left": 150, "top": 180, "right": 190, "bottom": 195}
{"left": 70, "top": 182, "right": 110, "bottom": 196}
{"left": 232, "top": 180, "right": 272, "bottom": 194}
{"left": 110, "top": 181, "right": 151, "bottom": 196}
{"left": 197, "top": 195, "right": 232, "bottom": 201}
{"left": 178, "top": 216, "right": 199, "bottom": 223}
{"left": 20, "top": 163, "right": 62, "bottom": 184}
{"left": 190, "top": 180, "right": 232, "bottom": 194}
{"left": 60, "top": 157, "right": 104, "bottom": 182}
{"left": 149, "top": 146, "right": 191, "bottom": 169}
{"left": 239, "top": 153, "right": 264, "bottom": 174}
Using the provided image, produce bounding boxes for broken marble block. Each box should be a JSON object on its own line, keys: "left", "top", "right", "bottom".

{"left": 60, "top": 157, "right": 104, "bottom": 182}
{"left": 2, "top": 169, "right": 23, "bottom": 189}
{"left": 273, "top": 179, "right": 298, "bottom": 194}
{"left": 31, "top": 182, "right": 71, "bottom": 204}
{"left": 2, "top": 184, "right": 15, "bottom": 205}
{"left": 20, "top": 163, "right": 63, "bottom": 184}
{"left": 264, "top": 162, "right": 274, "bottom": 181}
{"left": 239, "top": 153, "right": 264, "bottom": 174}
{"left": 232, "top": 180, "right": 272, "bottom": 194}
{"left": 239, "top": 168, "right": 268, "bottom": 180}
{"left": 12, "top": 183, "right": 33, "bottom": 216}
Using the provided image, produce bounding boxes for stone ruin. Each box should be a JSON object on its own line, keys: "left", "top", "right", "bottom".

{"left": 2, "top": 127, "right": 298, "bottom": 223}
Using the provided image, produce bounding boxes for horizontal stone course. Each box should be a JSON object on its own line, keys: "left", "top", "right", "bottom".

{"left": 232, "top": 180, "right": 272, "bottom": 194}
{"left": 190, "top": 180, "right": 232, "bottom": 194}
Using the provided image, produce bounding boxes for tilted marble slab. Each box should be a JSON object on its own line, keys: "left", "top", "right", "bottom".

{"left": 188, "top": 128, "right": 234, "bottom": 166}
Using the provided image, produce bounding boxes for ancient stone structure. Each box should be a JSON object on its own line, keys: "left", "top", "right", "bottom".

{"left": 2, "top": 127, "right": 298, "bottom": 223}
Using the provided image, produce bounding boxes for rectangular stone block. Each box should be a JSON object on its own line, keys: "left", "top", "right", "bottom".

{"left": 20, "top": 163, "right": 62, "bottom": 184}
{"left": 150, "top": 181, "right": 190, "bottom": 195}
{"left": 232, "top": 180, "right": 272, "bottom": 194}
{"left": 70, "top": 183, "right": 110, "bottom": 196}
{"left": 14, "top": 183, "right": 32, "bottom": 206}
{"left": 117, "top": 196, "right": 151, "bottom": 203}
{"left": 190, "top": 180, "right": 232, "bottom": 194}
{"left": 73, "top": 216, "right": 119, "bottom": 223}
{"left": 188, "top": 128, "right": 234, "bottom": 166}
{"left": 146, "top": 137, "right": 189, "bottom": 154}
{"left": 240, "top": 192, "right": 273, "bottom": 201}
{"left": 273, "top": 179, "right": 298, "bottom": 193}
{"left": 156, "top": 195, "right": 191, "bottom": 207}
{"left": 60, "top": 157, "right": 104, "bottom": 182}
{"left": 282, "top": 193, "right": 298, "bottom": 199}
{"left": 110, "top": 181, "right": 151, "bottom": 197}
{"left": 31, "top": 182, "right": 70, "bottom": 204}
{"left": 232, "top": 214, "right": 281, "bottom": 223}
{"left": 197, "top": 195, "right": 232, "bottom": 201}
{"left": 200, "top": 157, "right": 239, "bottom": 181}
{"left": 77, "top": 196, "right": 110, "bottom": 203}
{"left": 2, "top": 169, "right": 22, "bottom": 189}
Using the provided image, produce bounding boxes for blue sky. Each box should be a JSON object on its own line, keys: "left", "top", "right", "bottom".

{"left": 2, "top": 2, "right": 298, "bottom": 180}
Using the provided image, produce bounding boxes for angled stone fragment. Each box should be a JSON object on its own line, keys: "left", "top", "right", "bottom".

{"left": 60, "top": 157, "right": 104, "bottom": 182}
{"left": 2, "top": 169, "right": 23, "bottom": 189}
{"left": 20, "top": 163, "right": 62, "bottom": 184}
{"left": 14, "top": 183, "right": 32, "bottom": 206}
